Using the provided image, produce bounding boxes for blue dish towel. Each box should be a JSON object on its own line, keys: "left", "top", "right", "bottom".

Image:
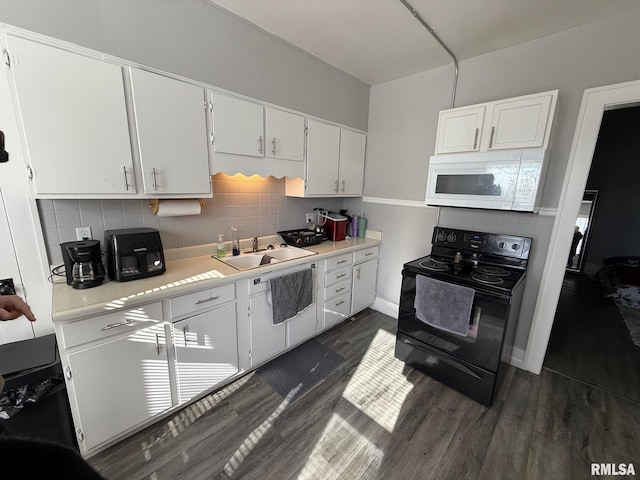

{"left": 269, "top": 269, "right": 313, "bottom": 325}
{"left": 414, "top": 275, "right": 475, "bottom": 337}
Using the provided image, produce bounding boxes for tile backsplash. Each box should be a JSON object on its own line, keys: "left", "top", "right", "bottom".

{"left": 40, "top": 173, "right": 344, "bottom": 265}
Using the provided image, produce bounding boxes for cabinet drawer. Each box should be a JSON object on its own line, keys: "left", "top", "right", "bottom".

{"left": 325, "top": 253, "right": 352, "bottom": 270}
{"left": 325, "top": 279, "right": 351, "bottom": 300}
{"left": 323, "top": 292, "right": 351, "bottom": 327}
{"left": 60, "top": 302, "right": 163, "bottom": 349}
{"left": 354, "top": 246, "right": 379, "bottom": 263}
{"left": 168, "top": 283, "right": 235, "bottom": 319}
{"left": 325, "top": 265, "right": 352, "bottom": 286}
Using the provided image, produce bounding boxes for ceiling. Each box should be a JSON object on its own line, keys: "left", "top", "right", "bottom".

{"left": 209, "top": 0, "right": 640, "bottom": 85}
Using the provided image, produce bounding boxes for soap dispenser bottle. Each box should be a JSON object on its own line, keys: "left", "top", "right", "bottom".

{"left": 231, "top": 228, "right": 240, "bottom": 256}
{"left": 216, "top": 234, "right": 226, "bottom": 258}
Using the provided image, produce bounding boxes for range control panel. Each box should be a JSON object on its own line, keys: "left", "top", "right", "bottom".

{"left": 432, "top": 227, "right": 532, "bottom": 260}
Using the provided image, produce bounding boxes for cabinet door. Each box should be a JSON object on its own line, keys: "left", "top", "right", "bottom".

{"left": 172, "top": 303, "right": 239, "bottom": 403}
{"left": 352, "top": 258, "right": 378, "bottom": 314}
{"left": 248, "top": 294, "right": 286, "bottom": 365}
{"left": 305, "top": 119, "right": 341, "bottom": 195}
{"left": 66, "top": 324, "right": 172, "bottom": 451}
{"left": 435, "top": 105, "right": 485, "bottom": 154}
{"left": 338, "top": 129, "right": 366, "bottom": 195}
{"left": 286, "top": 304, "right": 317, "bottom": 348}
{"left": 487, "top": 94, "right": 553, "bottom": 150}
{"left": 211, "top": 93, "right": 264, "bottom": 157}
{"left": 7, "top": 36, "right": 134, "bottom": 195}
{"left": 265, "top": 107, "right": 305, "bottom": 162}
{"left": 129, "top": 68, "right": 211, "bottom": 195}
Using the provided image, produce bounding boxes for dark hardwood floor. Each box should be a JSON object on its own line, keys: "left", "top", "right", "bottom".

{"left": 88, "top": 308, "right": 640, "bottom": 479}
{"left": 544, "top": 272, "right": 640, "bottom": 403}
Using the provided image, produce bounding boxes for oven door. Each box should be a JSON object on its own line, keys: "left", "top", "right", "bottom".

{"left": 425, "top": 150, "right": 531, "bottom": 210}
{"left": 398, "top": 268, "right": 512, "bottom": 373}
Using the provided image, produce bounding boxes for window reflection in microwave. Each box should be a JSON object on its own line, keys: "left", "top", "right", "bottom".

{"left": 435, "top": 173, "right": 502, "bottom": 196}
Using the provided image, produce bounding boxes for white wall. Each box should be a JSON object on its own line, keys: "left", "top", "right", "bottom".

{"left": 365, "top": 9, "right": 640, "bottom": 355}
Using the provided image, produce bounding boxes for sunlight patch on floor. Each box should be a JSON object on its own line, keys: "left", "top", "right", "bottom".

{"left": 223, "top": 383, "right": 300, "bottom": 476}
{"left": 297, "top": 412, "right": 381, "bottom": 480}
{"left": 341, "top": 328, "right": 413, "bottom": 432}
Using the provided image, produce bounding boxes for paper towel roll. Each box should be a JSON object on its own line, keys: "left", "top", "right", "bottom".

{"left": 154, "top": 199, "right": 202, "bottom": 217}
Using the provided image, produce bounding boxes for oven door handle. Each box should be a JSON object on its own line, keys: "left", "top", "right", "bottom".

{"left": 401, "top": 334, "right": 485, "bottom": 380}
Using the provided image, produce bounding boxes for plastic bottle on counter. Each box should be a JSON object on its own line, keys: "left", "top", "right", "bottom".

{"left": 216, "top": 234, "right": 226, "bottom": 258}
{"left": 231, "top": 228, "right": 240, "bottom": 256}
{"left": 352, "top": 215, "right": 359, "bottom": 238}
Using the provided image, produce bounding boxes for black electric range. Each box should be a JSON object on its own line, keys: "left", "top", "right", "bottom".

{"left": 395, "top": 227, "right": 532, "bottom": 406}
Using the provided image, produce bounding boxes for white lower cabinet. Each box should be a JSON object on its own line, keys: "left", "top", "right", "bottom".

{"left": 62, "top": 303, "right": 171, "bottom": 453}
{"left": 245, "top": 263, "right": 318, "bottom": 367}
{"left": 321, "top": 253, "right": 353, "bottom": 330}
{"left": 172, "top": 303, "right": 239, "bottom": 404}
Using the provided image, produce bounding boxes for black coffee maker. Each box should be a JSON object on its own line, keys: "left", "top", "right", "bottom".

{"left": 61, "top": 240, "right": 105, "bottom": 289}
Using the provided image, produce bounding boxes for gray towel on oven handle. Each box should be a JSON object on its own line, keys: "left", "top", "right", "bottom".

{"left": 268, "top": 269, "right": 314, "bottom": 325}
{"left": 414, "top": 275, "right": 475, "bottom": 337}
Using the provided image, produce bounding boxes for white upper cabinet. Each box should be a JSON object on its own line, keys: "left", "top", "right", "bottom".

{"left": 338, "top": 128, "right": 366, "bottom": 195}
{"left": 434, "top": 106, "right": 485, "bottom": 154}
{"left": 487, "top": 94, "right": 554, "bottom": 150}
{"left": 7, "top": 36, "right": 135, "bottom": 196}
{"left": 128, "top": 68, "right": 211, "bottom": 195}
{"left": 435, "top": 90, "right": 558, "bottom": 154}
{"left": 209, "top": 93, "right": 306, "bottom": 179}
{"left": 264, "top": 106, "right": 305, "bottom": 162}
{"left": 210, "top": 93, "right": 265, "bottom": 157}
{"left": 304, "top": 119, "right": 342, "bottom": 195}
{"left": 286, "top": 120, "right": 366, "bottom": 197}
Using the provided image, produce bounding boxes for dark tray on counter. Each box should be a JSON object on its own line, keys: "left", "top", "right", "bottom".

{"left": 278, "top": 229, "right": 325, "bottom": 247}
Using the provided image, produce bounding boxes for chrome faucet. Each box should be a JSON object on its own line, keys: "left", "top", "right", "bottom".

{"left": 252, "top": 237, "right": 259, "bottom": 252}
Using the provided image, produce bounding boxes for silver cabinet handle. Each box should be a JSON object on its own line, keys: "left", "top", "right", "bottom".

{"left": 488, "top": 126, "right": 495, "bottom": 149}
{"left": 102, "top": 319, "right": 139, "bottom": 331}
{"left": 271, "top": 137, "right": 276, "bottom": 155}
{"left": 336, "top": 287, "right": 346, "bottom": 293}
{"left": 195, "top": 295, "right": 220, "bottom": 305}
{"left": 152, "top": 167, "right": 158, "bottom": 191}
{"left": 334, "top": 179, "right": 339, "bottom": 193}
{"left": 341, "top": 180, "right": 345, "bottom": 192}
{"left": 336, "top": 273, "right": 347, "bottom": 279}
{"left": 337, "top": 259, "right": 348, "bottom": 264}
{"left": 365, "top": 252, "right": 374, "bottom": 256}
{"left": 123, "top": 166, "right": 130, "bottom": 191}
{"left": 336, "top": 300, "right": 345, "bottom": 306}
{"left": 356, "top": 267, "right": 361, "bottom": 280}
{"left": 258, "top": 136, "right": 263, "bottom": 154}
{"left": 473, "top": 128, "right": 479, "bottom": 150}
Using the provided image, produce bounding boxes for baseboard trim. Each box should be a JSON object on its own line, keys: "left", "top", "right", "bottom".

{"left": 371, "top": 297, "right": 399, "bottom": 319}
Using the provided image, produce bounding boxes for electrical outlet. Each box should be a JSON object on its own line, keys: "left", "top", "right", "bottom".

{"left": 75, "top": 226, "right": 92, "bottom": 240}
{"left": 305, "top": 213, "right": 314, "bottom": 225}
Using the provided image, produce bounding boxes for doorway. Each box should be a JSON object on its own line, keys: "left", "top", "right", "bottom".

{"left": 525, "top": 79, "right": 640, "bottom": 374}
{"left": 566, "top": 189, "right": 598, "bottom": 273}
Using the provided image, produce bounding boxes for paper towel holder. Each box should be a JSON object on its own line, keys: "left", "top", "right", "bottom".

{"left": 149, "top": 198, "right": 205, "bottom": 215}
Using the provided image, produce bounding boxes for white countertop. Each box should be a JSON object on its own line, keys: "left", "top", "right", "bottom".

{"left": 52, "top": 236, "right": 381, "bottom": 323}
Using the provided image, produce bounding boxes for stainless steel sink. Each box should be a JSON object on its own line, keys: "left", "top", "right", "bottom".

{"left": 215, "top": 245, "right": 317, "bottom": 271}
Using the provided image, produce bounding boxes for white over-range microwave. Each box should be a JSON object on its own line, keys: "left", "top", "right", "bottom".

{"left": 425, "top": 148, "right": 548, "bottom": 212}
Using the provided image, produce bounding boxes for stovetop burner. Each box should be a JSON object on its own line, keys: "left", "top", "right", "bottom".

{"left": 418, "top": 260, "right": 451, "bottom": 272}
{"left": 475, "top": 266, "right": 509, "bottom": 276}
{"left": 471, "top": 272, "right": 505, "bottom": 285}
